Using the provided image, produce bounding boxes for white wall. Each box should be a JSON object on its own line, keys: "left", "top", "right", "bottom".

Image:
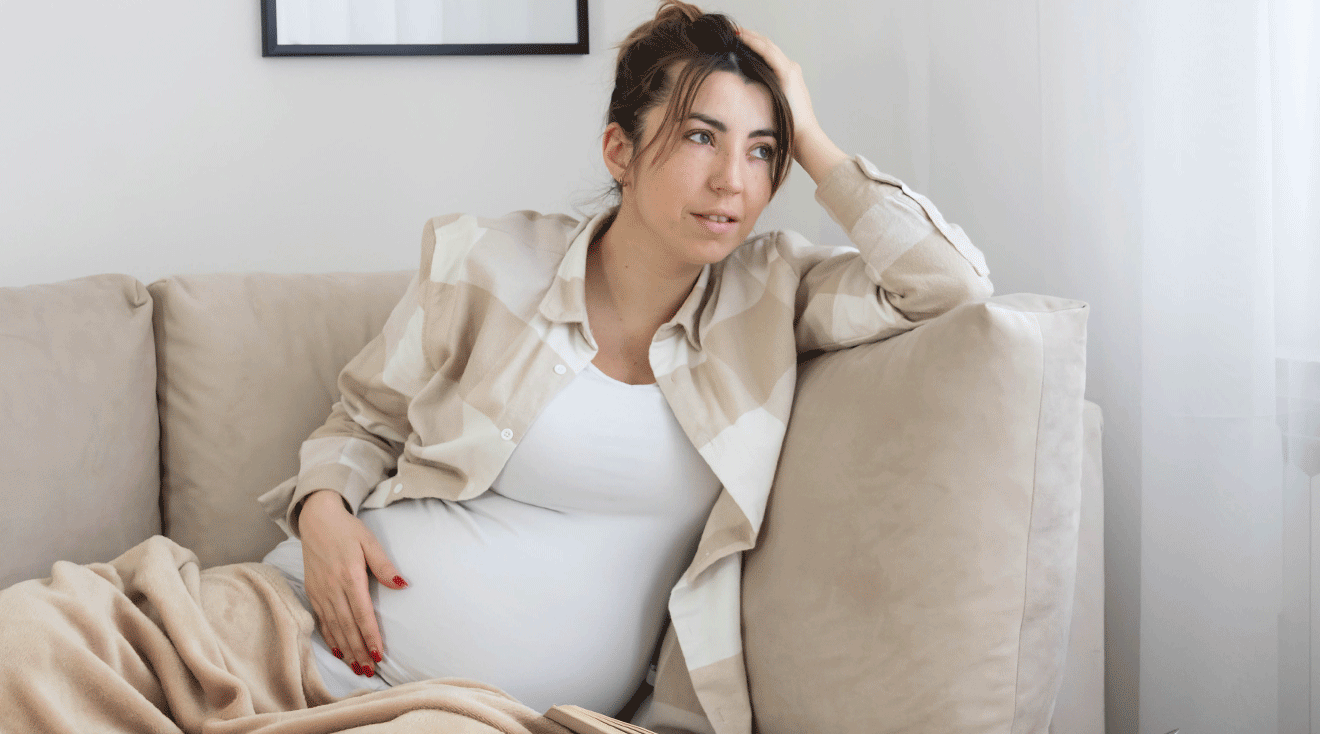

{"left": 0, "top": 1, "right": 996, "bottom": 283}
{"left": 0, "top": 1, "right": 666, "bottom": 287}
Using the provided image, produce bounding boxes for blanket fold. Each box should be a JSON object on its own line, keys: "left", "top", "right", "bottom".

{"left": 0, "top": 536, "right": 571, "bottom": 734}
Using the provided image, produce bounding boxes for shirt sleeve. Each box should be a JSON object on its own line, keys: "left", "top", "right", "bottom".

{"left": 275, "top": 267, "right": 426, "bottom": 536}
{"left": 260, "top": 215, "right": 463, "bottom": 537}
{"left": 784, "top": 154, "right": 994, "bottom": 353}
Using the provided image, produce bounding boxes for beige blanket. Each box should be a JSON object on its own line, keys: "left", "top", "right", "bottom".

{"left": 0, "top": 536, "right": 573, "bottom": 734}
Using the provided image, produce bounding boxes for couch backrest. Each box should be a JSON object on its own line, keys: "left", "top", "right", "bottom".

{"left": 0, "top": 274, "right": 162, "bottom": 588}
{"left": 149, "top": 271, "right": 412, "bottom": 568}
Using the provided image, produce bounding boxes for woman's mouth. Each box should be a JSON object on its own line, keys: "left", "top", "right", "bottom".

{"left": 693, "top": 212, "right": 738, "bottom": 234}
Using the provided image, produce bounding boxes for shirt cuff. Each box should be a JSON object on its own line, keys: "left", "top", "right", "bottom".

{"left": 286, "top": 464, "right": 359, "bottom": 537}
{"left": 813, "top": 154, "right": 990, "bottom": 278}
{"left": 813, "top": 155, "right": 883, "bottom": 232}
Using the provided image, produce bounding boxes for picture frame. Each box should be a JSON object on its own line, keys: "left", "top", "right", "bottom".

{"left": 261, "top": 0, "right": 589, "bottom": 57}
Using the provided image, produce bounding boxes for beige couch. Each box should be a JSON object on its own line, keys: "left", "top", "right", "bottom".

{"left": 0, "top": 270, "right": 1103, "bottom": 733}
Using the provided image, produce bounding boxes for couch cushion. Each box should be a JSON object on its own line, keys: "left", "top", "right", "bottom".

{"left": 742, "top": 293, "right": 1088, "bottom": 733}
{"left": 150, "top": 271, "right": 412, "bottom": 568}
{"left": 0, "top": 274, "right": 161, "bottom": 588}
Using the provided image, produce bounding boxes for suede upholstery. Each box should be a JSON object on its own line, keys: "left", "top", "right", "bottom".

{"left": 1049, "top": 400, "right": 1105, "bottom": 733}
{"left": 742, "top": 295, "right": 1088, "bottom": 733}
{"left": 0, "top": 274, "right": 161, "bottom": 588}
{"left": 149, "top": 271, "right": 413, "bottom": 568}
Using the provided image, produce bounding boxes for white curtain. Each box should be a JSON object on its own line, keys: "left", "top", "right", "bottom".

{"left": 754, "top": 0, "right": 1319, "bottom": 730}
{"left": 938, "top": 1, "right": 1320, "bottom": 731}
{"left": 1136, "top": 0, "right": 1318, "bottom": 732}
{"left": 1273, "top": 1, "right": 1320, "bottom": 731}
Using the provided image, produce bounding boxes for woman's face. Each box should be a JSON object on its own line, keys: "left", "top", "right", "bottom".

{"left": 610, "top": 70, "right": 778, "bottom": 269}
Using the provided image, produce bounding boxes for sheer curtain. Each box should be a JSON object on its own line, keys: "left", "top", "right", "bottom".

{"left": 1135, "top": 1, "right": 1318, "bottom": 732}
{"left": 974, "top": 1, "right": 1319, "bottom": 731}
{"left": 1273, "top": 1, "right": 1320, "bottom": 731}
{"left": 749, "top": 0, "right": 1318, "bottom": 730}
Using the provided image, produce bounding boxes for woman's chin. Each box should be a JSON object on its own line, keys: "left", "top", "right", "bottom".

{"left": 681, "top": 238, "right": 741, "bottom": 265}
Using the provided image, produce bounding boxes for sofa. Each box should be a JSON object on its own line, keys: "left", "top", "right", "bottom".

{"left": 0, "top": 269, "right": 1103, "bottom": 733}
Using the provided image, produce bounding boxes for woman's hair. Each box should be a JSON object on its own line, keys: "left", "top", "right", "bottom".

{"left": 608, "top": 1, "right": 795, "bottom": 197}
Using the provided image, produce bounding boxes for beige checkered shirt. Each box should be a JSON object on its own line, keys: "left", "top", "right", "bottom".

{"left": 259, "top": 155, "right": 992, "bottom": 734}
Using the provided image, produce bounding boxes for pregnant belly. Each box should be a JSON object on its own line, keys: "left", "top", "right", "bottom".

{"left": 362, "top": 494, "right": 677, "bottom": 715}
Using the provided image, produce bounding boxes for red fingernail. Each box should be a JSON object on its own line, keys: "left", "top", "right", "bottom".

{"left": 331, "top": 647, "right": 343, "bottom": 659}
{"left": 370, "top": 649, "right": 382, "bottom": 663}
{"left": 363, "top": 665, "right": 374, "bottom": 678}
{"left": 393, "top": 575, "right": 408, "bottom": 588}
{"left": 351, "top": 662, "right": 362, "bottom": 675}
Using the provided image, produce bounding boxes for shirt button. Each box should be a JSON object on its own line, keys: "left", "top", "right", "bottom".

{"left": 392, "top": 482, "right": 403, "bottom": 494}
{"left": 501, "top": 428, "right": 514, "bottom": 440}
{"left": 554, "top": 364, "right": 567, "bottom": 375}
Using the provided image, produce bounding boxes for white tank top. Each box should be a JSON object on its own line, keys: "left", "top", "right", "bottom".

{"left": 265, "top": 362, "right": 723, "bottom": 713}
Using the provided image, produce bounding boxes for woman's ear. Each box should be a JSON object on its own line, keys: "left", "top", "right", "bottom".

{"left": 602, "top": 122, "right": 634, "bottom": 187}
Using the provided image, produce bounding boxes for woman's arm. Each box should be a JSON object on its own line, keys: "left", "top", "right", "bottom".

{"left": 739, "top": 30, "right": 993, "bottom": 352}
{"left": 282, "top": 272, "right": 424, "bottom": 532}
{"left": 282, "top": 267, "right": 435, "bottom": 680}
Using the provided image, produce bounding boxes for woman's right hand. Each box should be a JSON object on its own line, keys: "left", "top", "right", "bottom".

{"left": 297, "top": 489, "right": 408, "bottom": 678}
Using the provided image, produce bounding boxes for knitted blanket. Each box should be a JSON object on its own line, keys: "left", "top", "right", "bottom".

{"left": 0, "top": 535, "right": 571, "bottom": 734}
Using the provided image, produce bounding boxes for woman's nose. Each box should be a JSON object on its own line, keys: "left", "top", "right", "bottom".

{"left": 710, "top": 150, "right": 744, "bottom": 194}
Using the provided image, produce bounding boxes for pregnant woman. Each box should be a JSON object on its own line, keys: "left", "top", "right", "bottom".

{"left": 0, "top": 3, "right": 991, "bottom": 733}
{"left": 261, "top": 2, "right": 991, "bottom": 730}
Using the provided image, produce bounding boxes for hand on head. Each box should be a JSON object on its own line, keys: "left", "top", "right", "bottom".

{"left": 734, "top": 28, "right": 822, "bottom": 154}
{"left": 735, "top": 28, "right": 847, "bottom": 181}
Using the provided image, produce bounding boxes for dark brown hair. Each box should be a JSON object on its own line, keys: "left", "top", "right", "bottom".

{"left": 608, "top": 1, "right": 795, "bottom": 196}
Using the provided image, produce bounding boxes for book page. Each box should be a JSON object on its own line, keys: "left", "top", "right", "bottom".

{"left": 545, "top": 704, "right": 658, "bottom": 734}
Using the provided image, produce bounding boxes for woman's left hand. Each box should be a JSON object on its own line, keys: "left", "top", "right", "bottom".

{"left": 737, "top": 28, "right": 848, "bottom": 183}
{"left": 736, "top": 29, "right": 819, "bottom": 138}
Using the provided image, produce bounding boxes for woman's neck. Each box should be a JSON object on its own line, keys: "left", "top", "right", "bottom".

{"left": 585, "top": 207, "right": 703, "bottom": 338}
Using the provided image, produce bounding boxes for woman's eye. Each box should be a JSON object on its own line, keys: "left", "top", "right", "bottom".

{"left": 752, "top": 145, "right": 774, "bottom": 161}
{"left": 686, "top": 130, "right": 713, "bottom": 145}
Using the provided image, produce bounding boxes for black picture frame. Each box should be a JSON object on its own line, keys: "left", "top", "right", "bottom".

{"left": 261, "top": 0, "right": 589, "bottom": 57}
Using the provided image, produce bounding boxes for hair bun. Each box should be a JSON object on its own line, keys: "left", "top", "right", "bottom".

{"left": 652, "top": 1, "right": 702, "bottom": 27}
{"left": 687, "top": 13, "right": 739, "bottom": 53}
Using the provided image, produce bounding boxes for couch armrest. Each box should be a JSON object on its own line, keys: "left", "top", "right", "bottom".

{"left": 744, "top": 293, "right": 1090, "bottom": 733}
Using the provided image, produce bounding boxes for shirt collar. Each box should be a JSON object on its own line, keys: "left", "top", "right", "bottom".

{"left": 535, "top": 212, "right": 600, "bottom": 327}
{"left": 537, "top": 210, "right": 711, "bottom": 352}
